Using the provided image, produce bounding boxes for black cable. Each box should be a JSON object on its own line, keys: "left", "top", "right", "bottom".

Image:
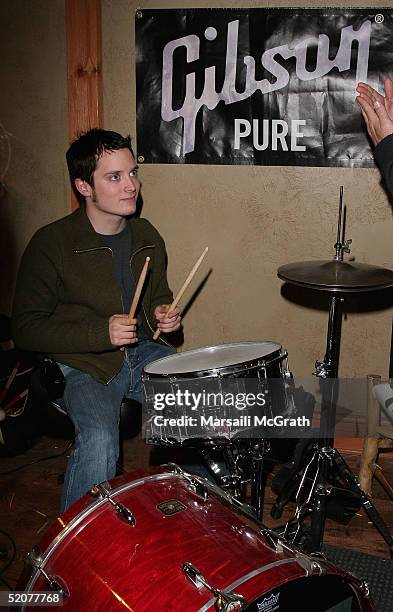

{"left": 0, "top": 442, "right": 74, "bottom": 590}
{"left": 0, "top": 575, "right": 14, "bottom": 590}
{"left": 0, "top": 441, "right": 74, "bottom": 476}
{"left": 0, "top": 528, "right": 16, "bottom": 591}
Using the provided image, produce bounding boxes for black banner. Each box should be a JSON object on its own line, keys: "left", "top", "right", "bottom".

{"left": 135, "top": 8, "right": 393, "bottom": 167}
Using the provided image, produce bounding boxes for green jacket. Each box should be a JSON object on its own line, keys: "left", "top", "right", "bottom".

{"left": 12, "top": 207, "right": 174, "bottom": 383}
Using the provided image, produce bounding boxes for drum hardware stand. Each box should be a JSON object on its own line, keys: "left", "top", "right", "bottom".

{"left": 199, "top": 439, "right": 269, "bottom": 520}
{"left": 249, "top": 441, "right": 269, "bottom": 521}
{"left": 273, "top": 191, "right": 393, "bottom": 556}
{"left": 199, "top": 444, "right": 247, "bottom": 501}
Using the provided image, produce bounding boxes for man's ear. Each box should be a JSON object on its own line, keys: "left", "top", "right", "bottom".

{"left": 74, "top": 178, "right": 93, "bottom": 198}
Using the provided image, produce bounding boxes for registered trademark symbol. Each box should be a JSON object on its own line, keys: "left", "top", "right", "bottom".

{"left": 375, "top": 14, "right": 384, "bottom": 24}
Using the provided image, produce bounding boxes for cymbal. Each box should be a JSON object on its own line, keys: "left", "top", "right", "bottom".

{"left": 277, "top": 259, "right": 393, "bottom": 292}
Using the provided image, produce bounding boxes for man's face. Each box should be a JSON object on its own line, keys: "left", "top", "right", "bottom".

{"left": 87, "top": 148, "right": 140, "bottom": 219}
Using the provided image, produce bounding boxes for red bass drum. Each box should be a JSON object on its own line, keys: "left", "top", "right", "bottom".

{"left": 18, "top": 465, "right": 374, "bottom": 611}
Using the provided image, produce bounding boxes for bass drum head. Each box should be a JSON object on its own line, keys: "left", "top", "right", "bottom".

{"left": 245, "top": 575, "right": 364, "bottom": 612}
{"left": 144, "top": 341, "right": 282, "bottom": 376}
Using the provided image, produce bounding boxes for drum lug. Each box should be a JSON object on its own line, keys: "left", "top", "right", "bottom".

{"left": 164, "top": 463, "right": 209, "bottom": 500}
{"left": 26, "top": 545, "right": 70, "bottom": 596}
{"left": 90, "top": 482, "right": 136, "bottom": 526}
{"left": 358, "top": 579, "right": 371, "bottom": 599}
{"left": 189, "top": 480, "right": 209, "bottom": 500}
{"left": 183, "top": 473, "right": 209, "bottom": 501}
{"left": 182, "top": 562, "right": 248, "bottom": 610}
{"left": 295, "top": 551, "right": 326, "bottom": 576}
{"left": 165, "top": 462, "right": 183, "bottom": 474}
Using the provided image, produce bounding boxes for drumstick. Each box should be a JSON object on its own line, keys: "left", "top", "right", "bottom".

{"left": 129, "top": 257, "right": 150, "bottom": 322}
{"left": 0, "top": 361, "right": 20, "bottom": 404}
{"left": 3, "top": 389, "right": 28, "bottom": 412}
{"left": 153, "top": 247, "right": 208, "bottom": 340}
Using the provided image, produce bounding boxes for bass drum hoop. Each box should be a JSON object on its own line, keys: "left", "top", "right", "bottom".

{"left": 23, "top": 471, "right": 183, "bottom": 593}
{"left": 20, "top": 467, "right": 373, "bottom": 612}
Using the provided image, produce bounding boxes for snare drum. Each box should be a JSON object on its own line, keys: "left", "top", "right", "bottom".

{"left": 142, "top": 341, "right": 292, "bottom": 445}
{"left": 19, "top": 466, "right": 374, "bottom": 611}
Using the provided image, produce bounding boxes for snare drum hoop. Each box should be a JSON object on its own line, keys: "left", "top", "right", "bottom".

{"left": 143, "top": 341, "right": 287, "bottom": 379}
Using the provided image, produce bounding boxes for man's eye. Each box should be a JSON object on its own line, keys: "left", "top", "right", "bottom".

{"left": 130, "top": 170, "right": 138, "bottom": 177}
{"left": 110, "top": 174, "right": 120, "bottom": 181}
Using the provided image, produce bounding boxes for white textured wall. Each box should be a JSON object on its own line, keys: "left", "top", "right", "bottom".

{"left": 0, "top": 0, "right": 69, "bottom": 315}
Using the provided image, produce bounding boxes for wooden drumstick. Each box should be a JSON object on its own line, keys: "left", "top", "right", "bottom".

{"left": 0, "top": 361, "right": 20, "bottom": 404}
{"left": 153, "top": 247, "right": 208, "bottom": 340}
{"left": 129, "top": 257, "right": 150, "bottom": 322}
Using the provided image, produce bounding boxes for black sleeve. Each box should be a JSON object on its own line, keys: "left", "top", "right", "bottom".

{"left": 374, "top": 133, "right": 393, "bottom": 197}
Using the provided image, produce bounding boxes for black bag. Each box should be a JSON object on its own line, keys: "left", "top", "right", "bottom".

{"left": 39, "top": 356, "right": 65, "bottom": 400}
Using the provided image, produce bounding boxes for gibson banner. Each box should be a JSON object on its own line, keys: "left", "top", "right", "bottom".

{"left": 135, "top": 8, "right": 393, "bottom": 167}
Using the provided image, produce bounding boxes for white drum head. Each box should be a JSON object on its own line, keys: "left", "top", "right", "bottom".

{"left": 144, "top": 341, "right": 282, "bottom": 375}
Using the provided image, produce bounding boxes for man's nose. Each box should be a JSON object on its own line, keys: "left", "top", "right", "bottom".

{"left": 124, "top": 175, "right": 138, "bottom": 192}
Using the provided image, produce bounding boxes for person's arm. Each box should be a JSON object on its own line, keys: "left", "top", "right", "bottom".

{"left": 374, "top": 133, "right": 393, "bottom": 198}
{"left": 356, "top": 78, "right": 393, "bottom": 196}
{"left": 12, "top": 230, "right": 137, "bottom": 354}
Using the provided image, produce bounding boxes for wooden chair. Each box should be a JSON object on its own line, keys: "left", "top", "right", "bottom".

{"left": 359, "top": 374, "right": 393, "bottom": 496}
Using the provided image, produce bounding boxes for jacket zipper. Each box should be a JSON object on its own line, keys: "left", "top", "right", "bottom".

{"left": 74, "top": 245, "right": 126, "bottom": 384}
{"left": 74, "top": 246, "right": 110, "bottom": 254}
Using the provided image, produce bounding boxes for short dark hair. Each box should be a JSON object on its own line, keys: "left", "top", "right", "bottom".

{"left": 66, "top": 128, "right": 134, "bottom": 205}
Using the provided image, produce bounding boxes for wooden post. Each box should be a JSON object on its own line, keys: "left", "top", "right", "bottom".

{"left": 65, "top": 0, "right": 103, "bottom": 210}
{"left": 359, "top": 374, "right": 381, "bottom": 496}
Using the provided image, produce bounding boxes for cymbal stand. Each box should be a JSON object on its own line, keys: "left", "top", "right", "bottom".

{"left": 272, "top": 190, "right": 393, "bottom": 556}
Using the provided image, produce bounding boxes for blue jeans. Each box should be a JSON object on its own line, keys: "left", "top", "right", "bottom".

{"left": 59, "top": 341, "right": 174, "bottom": 512}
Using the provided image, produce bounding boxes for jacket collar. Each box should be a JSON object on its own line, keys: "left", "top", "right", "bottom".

{"left": 69, "top": 206, "right": 154, "bottom": 254}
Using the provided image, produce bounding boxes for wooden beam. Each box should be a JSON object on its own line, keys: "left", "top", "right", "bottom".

{"left": 66, "top": 0, "right": 103, "bottom": 210}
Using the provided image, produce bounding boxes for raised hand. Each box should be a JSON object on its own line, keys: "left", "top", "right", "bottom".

{"left": 356, "top": 78, "right": 393, "bottom": 145}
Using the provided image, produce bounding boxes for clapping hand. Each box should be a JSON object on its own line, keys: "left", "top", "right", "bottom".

{"left": 356, "top": 78, "right": 393, "bottom": 145}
